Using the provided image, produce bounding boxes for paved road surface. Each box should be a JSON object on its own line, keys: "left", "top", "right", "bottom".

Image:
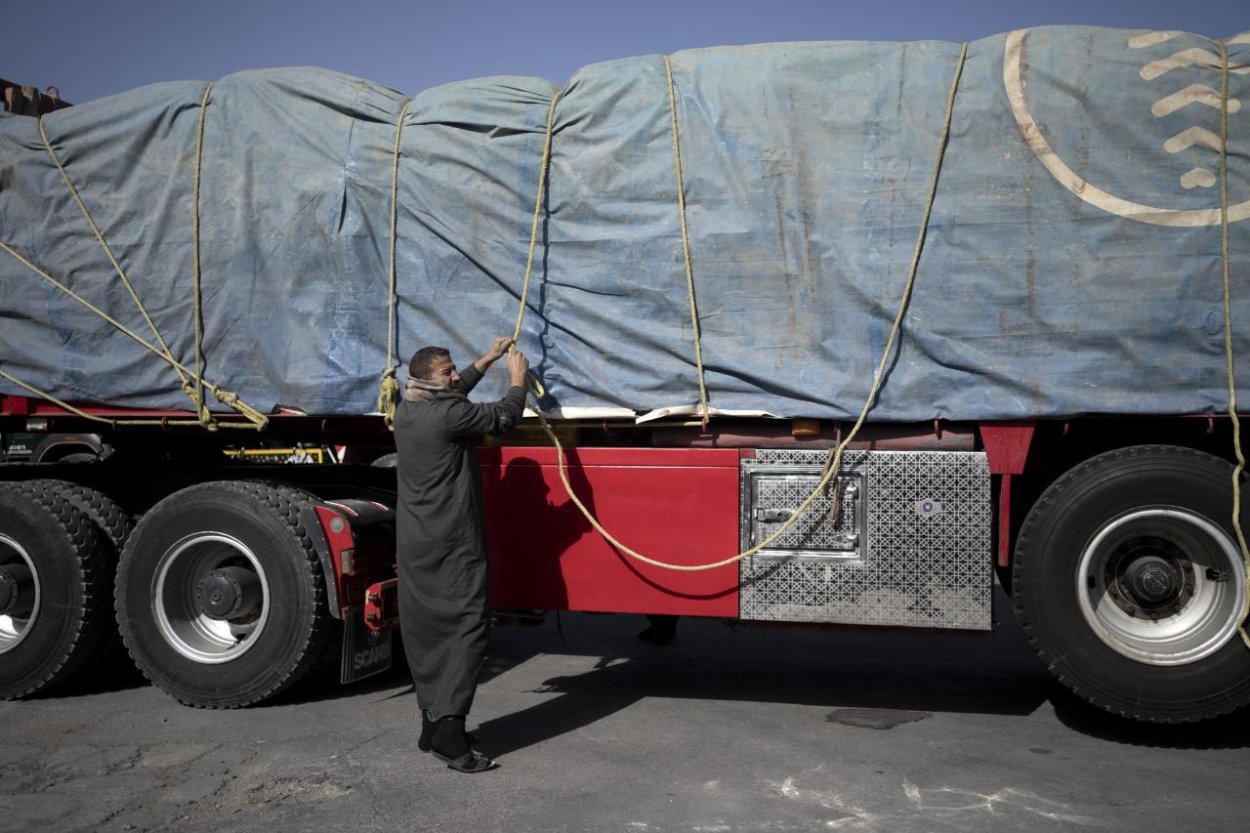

{"left": 2, "top": 588, "right": 1248, "bottom": 833}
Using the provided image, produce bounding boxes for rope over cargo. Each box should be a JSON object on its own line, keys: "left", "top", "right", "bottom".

{"left": 191, "top": 83, "right": 215, "bottom": 428}
{"left": 510, "top": 87, "right": 564, "bottom": 400}
{"left": 0, "top": 102, "right": 268, "bottom": 431}
{"left": 663, "top": 55, "right": 711, "bottom": 430}
{"left": 3, "top": 32, "right": 1246, "bottom": 425}
{"left": 1216, "top": 39, "right": 1250, "bottom": 649}
{"left": 520, "top": 43, "right": 969, "bottom": 571}
{"left": 0, "top": 239, "right": 266, "bottom": 430}
{"left": 378, "top": 98, "right": 416, "bottom": 428}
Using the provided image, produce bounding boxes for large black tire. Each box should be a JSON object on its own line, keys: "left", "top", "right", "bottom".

{"left": 0, "top": 485, "right": 113, "bottom": 698}
{"left": 1014, "top": 445, "right": 1250, "bottom": 722}
{"left": 115, "top": 481, "right": 335, "bottom": 708}
{"left": 21, "top": 480, "right": 133, "bottom": 552}
{"left": 20, "top": 480, "right": 134, "bottom": 677}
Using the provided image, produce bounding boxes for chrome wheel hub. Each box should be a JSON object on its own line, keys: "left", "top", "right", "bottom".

{"left": 153, "top": 533, "right": 270, "bottom": 663}
{"left": 0, "top": 534, "right": 39, "bottom": 654}
{"left": 1077, "top": 508, "right": 1245, "bottom": 666}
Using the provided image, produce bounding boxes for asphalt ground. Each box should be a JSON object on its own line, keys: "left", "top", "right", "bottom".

{"left": 2, "top": 586, "right": 1249, "bottom": 833}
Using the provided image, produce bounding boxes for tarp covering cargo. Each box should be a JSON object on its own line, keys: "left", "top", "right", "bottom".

{"left": 1, "top": 25, "right": 1247, "bottom": 422}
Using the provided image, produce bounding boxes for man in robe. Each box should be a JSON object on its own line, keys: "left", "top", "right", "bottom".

{"left": 395, "top": 336, "right": 528, "bottom": 773}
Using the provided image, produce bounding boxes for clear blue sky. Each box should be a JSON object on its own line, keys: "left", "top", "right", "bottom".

{"left": 5, "top": 0, "right": 1247, "bottom": 105}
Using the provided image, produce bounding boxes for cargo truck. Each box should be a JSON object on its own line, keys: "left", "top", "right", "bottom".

{"left": 2, "top": 26, "right": 1248, "bottom": 723}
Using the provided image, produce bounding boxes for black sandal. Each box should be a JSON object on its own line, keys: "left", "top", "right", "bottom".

{"left": 423, "top": 715, "right": 494, "bottom": 771}
{"left": 432, "top": 748, "right": 498, "bottom": 773}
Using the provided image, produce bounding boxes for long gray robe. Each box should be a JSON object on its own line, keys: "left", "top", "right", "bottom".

{"left": 394, "top": 364, "right": 525, "bottom": 717}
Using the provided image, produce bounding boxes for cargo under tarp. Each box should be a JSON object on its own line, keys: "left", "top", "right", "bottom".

{"left": 1, "top": 25, "right": 1247, "bottom": 422}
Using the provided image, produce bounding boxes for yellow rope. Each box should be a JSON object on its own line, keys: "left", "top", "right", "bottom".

{"left": 0, "top": 367, "right": 112, "bottom": 428}
{"left": 3, "top": 105, "right": 268, "bottom": 430}
{"left": 1217, "top": 41, "right": 1250, "bottom": 649}
{"left": 37, "top": 117, "right": 190, "bottom": 394}
{"left": 191, "top": 83, "right": 215, "bottom": 428}
{"left": 378, "top": 98, "right": 415, "bottom": 427}
{"left": 663, "top": 56, "right": 711, "bottom": 429}
{"left": 0, "top": 366, "right": 253, "bottom": 429}
{"left": 505, "top": 89, "right": 565, "bottom": 400}
{"left": 520, "top": 43, "right": 967, "bottom": 571}
{"left": 0, "top": 239, "right": 197, "bottom": 364}
{"left": 17, "top": 108, "right": 268, "bottom": 427}
{"left": 0, "top": 240, "right": 267, "bottom": 429}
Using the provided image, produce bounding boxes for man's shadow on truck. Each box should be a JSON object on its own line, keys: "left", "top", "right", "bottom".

{"left": 483, "top": 451, "right": 595, "bottom": 613}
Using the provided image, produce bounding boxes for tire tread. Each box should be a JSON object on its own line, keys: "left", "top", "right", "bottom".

{"left": 0, "top": 483, "right": 112, "bottom": 698}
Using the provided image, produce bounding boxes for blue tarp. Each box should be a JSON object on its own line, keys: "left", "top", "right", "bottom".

{"left": 1, "top": 26, "right": 1247, "bottom": 421}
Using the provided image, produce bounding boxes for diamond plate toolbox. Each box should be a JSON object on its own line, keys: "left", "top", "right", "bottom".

{"left": 739, "top": 449, "right": 992, "bottom": 630}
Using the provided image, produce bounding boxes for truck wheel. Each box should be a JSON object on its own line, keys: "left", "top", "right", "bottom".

{"left": 1014, "top": 445, "right": 1250, "bottom": 722}
{"left": 22, "top": 480, "right": 132, "bottom": 561}
{"left": 115, "top": 481, "right": 334, "bottom": 708}
{"left": 0, "top": 486, "right": 112, "bottom": 698}
{"left": 21, "top": 480, "right": 133, "bottom": 673}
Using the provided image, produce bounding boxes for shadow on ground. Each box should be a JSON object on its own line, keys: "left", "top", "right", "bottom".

{"left": 474, "top": 597, "right": 1250, "bottom": 755}
{"left": 34, "top": 587, "right": 1250, "bottom": 753}
{"left": 1049, "top": 683, "right": 1250, "bottom": 749}
{"left": 475, "top": 602, "right": 1056, "bottom": 757}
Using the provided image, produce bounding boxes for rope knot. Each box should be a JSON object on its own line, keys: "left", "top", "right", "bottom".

{"left": 206, "top": 385, "right": 268, "bottom": 430}
{"left": 377, "top": 369, "right": 400, "bottom": 429}
{"left": 179, "top": 379, "right": 218, "bottom": 429}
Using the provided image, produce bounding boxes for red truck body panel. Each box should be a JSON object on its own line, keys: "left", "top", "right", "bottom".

{"left": 482, "top": 446, "right": 741, "bottom": 617}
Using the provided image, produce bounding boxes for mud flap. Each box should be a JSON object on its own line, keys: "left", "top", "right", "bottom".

{"left": 340, "top": 606, "right": 393, "bottom": 684}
